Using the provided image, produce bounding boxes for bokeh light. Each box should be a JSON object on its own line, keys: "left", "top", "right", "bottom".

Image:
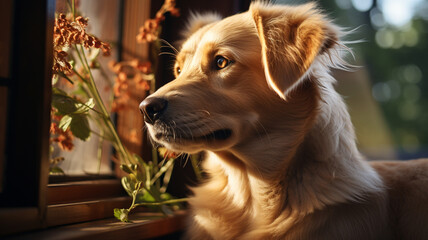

{"left": 378, "top": 0, "right": 423, "bottom": 27}
{"left": 351, "top": 0, "right": 373, "bottom": 12}
{"left": 402, "top": 64, "right": 422, "bottom": 83}
{"left": 332, "top": 0, "right": 427, "bottom": 158}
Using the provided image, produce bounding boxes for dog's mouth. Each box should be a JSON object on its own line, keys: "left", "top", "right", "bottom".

{"left": 154, "top": 128, "right": 233, "bottom": 143}
{"left": 200, "top": 129, "right": 232, "bottom": 141}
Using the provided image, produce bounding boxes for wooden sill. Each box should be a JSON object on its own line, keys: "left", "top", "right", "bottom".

{"left": 0, "top": 180, "right": 130, "bottom": 235}
{"left": 46, "top": 196, "right": 132, "bottom": 227}
{"left": 46, "top": 179, "right": 130, "bottom": 227}
{"left": 47, "top": 179, "right": 126, "bottom": 205}
{"left": 6, "top": 211, "right": 187, "bottom": 240}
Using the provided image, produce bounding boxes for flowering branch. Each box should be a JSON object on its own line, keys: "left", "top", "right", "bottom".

{"left": 50, "top": 0, "right": 193, "bottom": 223}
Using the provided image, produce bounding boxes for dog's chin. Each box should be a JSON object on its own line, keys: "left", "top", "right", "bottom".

{"left": 148, "top": 126, "right": 235, "bottom": 153}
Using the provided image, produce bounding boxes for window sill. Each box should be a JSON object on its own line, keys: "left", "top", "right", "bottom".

{"left": 7, "top": 210, "right": 187, "bottom": 240}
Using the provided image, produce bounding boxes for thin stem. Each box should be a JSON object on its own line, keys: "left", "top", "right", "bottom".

{"left": 97, "top": 127, "right": 104, "bottom": 174}
{"left": 61, "top": 73, "right": 74, "bottom": 85}
{"left": 71, "top": 68, "right": 87, "bottom": 83}
{"left": 78, "top": 100, "right": 104, "bottom": 116}
{"left": 150, "top": 158, "right": 175, "bottom": 185}
{"left": 152, "top": 147, "right": 160, "bottom": 189}
{"left": 76, "top": 44, "right": 131, "bottom": 165}
{"left": 160, "top": 160, "right": 174, "bottom": 193}
{"left": 90, "top": 129, "right": 111, "bottom": 141}
{"left": 127, "top": 183, "right": 141, "bottom": 212}
{"left": 71, "top": 0, "right": 75, "bottom": 18}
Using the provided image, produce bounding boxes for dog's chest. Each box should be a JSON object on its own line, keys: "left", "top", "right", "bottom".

{"left": 190, "top": 156, "right": 286, "bottom": 239}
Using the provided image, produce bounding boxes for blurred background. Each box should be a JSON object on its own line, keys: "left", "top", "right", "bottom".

{"left": 277, "top": 0, "right": 428, "bottom": 160}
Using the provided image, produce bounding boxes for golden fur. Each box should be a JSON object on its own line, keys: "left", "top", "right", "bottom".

{"left": 140, "top": 2, "right": 428, "bottom": 239}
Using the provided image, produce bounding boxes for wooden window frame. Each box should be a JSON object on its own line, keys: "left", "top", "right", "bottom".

{"left": 0, "top": 0, "right": 250, "bottom": 238}
{"left": 0, "top": 0, "right": 55, "bottom": 234}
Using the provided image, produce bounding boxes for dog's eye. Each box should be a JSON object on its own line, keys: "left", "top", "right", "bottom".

{"left": 176, "top": 67, "right": 181, "bottom": 75}
{"left": 215, "top": 56, "right": 231, "bottom": 70}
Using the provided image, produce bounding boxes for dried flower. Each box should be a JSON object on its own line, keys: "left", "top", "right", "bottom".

{"left": 54, "top": 13, "right": 111, "bottom": 54}
{"left": 130, "top": 59, "right": 152, "bottom": 74}
{"left": 55, "top": 131, "right": 75, "bottom": 151}
{"left": 50, "top": 108, "right": 75, "bottom": 151}
{"left": 136, "top": 0, "right": 180, "bottom": 43}
{"left": 53, "top": 49, "right": 73, "bottom": 74}
{"left": 129, "top": 129, "right": 139, "bottom": 144}
{"left": 52, "top": 13, "right": 112, "bottom": 74}
{"left": 134, "top": 74, "right": 151, "bottom": 91}
{"left": 109, "top": 60, "right": 152, "bottom": 112}
{"left": 111, "top": 94, "right": 130, "bottom": 112}
{"left": 50, "top": 121, "right": 75, "bottom": 151}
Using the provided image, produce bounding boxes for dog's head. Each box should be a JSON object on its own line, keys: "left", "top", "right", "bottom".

{"left": 140, "top": 3, "right": 340, "bottom": 167}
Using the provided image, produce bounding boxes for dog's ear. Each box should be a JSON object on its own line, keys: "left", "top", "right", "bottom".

{"left": 181, "top": 12, "right": 222, "bottom": 39}
{"left": 250, "top": 3, "right": 337, "bottom": 99}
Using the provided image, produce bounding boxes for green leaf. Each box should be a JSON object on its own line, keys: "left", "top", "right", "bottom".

{"left": 69, "top": 114, "right": 91, "bottom": 141}
{"left": 121, "top": 176, "right": 132, "bottom": 195}
{"left": 52, "top": 88, "right": 95, "bottom": 116}
{"left": 135, "top": 190, "right": 155, "bottom": 203}
{"left": 120, "top": 164, "right": 133, "bottom": 174}
{"left": 52, "top": 89, "right": 78, "bottom": 115}
{"left": 86, "top": 98, "right": 95, "bottom": 109}
{"left": 59, "top": 115, "right": 73, "bottom": 131}
{"left": 160, "top": 193, "right": 173, "bottom": 201}
{"left": 121, "top": 175, "right": 138, "bottom": 195}
{"left": 75, "top": 98, "right": 95, "bottom": 114}
{"left": 114, "top": 208, "right": 130, "bottom": 223}
{"left": 49, "top": 166, "right": 65, "bottom": 175}
{"left": 58, "top": 113, "right": 91, "bottom": 141}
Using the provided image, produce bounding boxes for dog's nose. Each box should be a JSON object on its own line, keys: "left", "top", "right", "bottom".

{"left": 139, "top": 97, "right": 168, "bottom": 124}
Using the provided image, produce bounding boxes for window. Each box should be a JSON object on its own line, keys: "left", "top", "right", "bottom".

{"left": 0, "top": 0, "right": 54, "bottom": 234}
{"left": 50, "top": 0, "right": 121, "bottom": 177}
{"left": 0, "top": 0, "right": 249, "bottom": 238}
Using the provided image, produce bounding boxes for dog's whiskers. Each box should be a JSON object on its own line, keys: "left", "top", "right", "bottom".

{"left": 159, "top": 51, "right": 177, "bottom": 57}
{"left": 159, "top": 39, "right": 179, "bottom": 54}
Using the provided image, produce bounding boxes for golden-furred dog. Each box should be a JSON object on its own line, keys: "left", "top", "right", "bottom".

{"left": 140, "top": 2, "right": 428, "bottom": 239}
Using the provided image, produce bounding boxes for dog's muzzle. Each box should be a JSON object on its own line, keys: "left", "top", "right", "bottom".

{"left": 139, "top": 97, "right": 168, "bottom": 124}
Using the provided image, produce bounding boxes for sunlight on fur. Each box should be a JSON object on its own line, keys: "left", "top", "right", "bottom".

{"left": 139, "top": 2, "right": 428, "bottom": 239}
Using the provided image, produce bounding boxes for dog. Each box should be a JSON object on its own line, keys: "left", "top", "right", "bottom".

{"left": 140, "top": 2, "right": 428, "bottom": 239}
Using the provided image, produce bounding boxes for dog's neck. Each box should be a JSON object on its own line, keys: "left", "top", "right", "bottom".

{"left": 205, "top": 65, "right": 383, "bottom": 224}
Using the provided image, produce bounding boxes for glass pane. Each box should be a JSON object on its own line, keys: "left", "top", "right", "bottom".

{"left": 50, "top": 0, "right": 121, "bottom": 176}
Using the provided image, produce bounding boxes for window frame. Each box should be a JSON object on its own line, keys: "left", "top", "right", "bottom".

{"left": 0, "top": 0, "right": 250, "bottom": 237}
{"left": 0, "top": 0, "right": 54, "bottom": 234}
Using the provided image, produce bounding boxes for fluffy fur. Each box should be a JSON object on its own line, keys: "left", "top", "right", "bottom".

{"left": 140, "top": 2, "right": 428, "bottom": 239}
